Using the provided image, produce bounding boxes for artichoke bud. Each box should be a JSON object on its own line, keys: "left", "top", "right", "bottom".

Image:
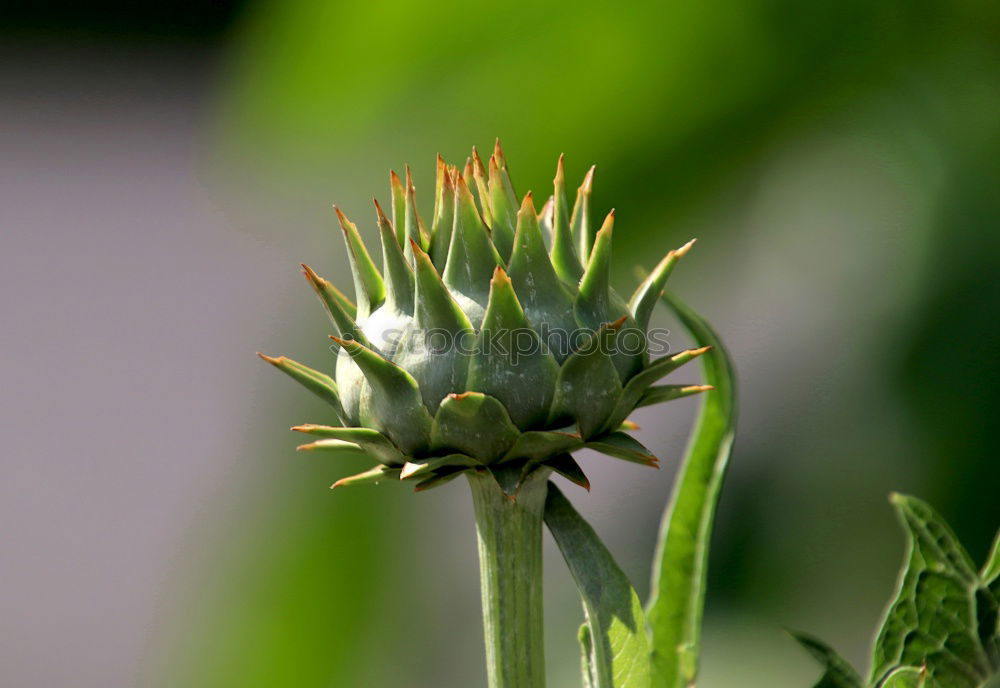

{"left": 263, "top": 143, "right": 711, "bottom": 495}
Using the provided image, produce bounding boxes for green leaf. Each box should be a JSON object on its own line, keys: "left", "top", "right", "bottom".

{"left": 790, "top": 631, "right": 863, "bottom": 688}
{"left": 430, "top": 392, "right": 520, "bottom": 463}
{"left": 882, "top": 666, "right": 933, "bottom": 688}
{"left": 983, "top": 528, "right": 1000, "bottom": 587}
{"left": 870, "top": 494, "right": 995, "bottom": 688}
{"left": 544, "top": 483, "right": 652, "bottom": 688}
{"left": 645, "top": 290, "right": 736, "bottom": 688}
{"left": 580, "top": 624, "right": 597, "bottom": 688}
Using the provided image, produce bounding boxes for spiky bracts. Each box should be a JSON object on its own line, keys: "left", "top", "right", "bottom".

{"left": 260, "top": 142, "right": 710, "bottom": 496}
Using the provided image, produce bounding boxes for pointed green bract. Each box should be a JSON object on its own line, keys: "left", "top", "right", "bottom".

{"left": 430, "top": 392, "right": 520, "bottom": 463}
{"left": 411, "top": 241, "right": 474, "bottom": 333}
{"left": 549, "top": 323, "right": 623, "bottom": 438}
{"left": 575, "top": 213, "right": 645, "bottom": 381}
{"left": 601, "top": 346, "right": 711, "bottom": 432}
{"left": 508, "top": 192, "right": 579, "bottom": 362}
{"left": 307, "top": 274, "right": 356, "bottom": 319}
{"left": 543, "top": 453, "right": 590, "bottom": 491}
{"left": 576, "top": 212, "right": 616, "bottom": 329}
{"left": 335, "top": 337, "right": 433, "bottom": 456}
{"left": 467, "top": 268, "right": 559, "bottom": 429}
{"left": 629, "top": 240, "right": 694, "bottom": 333}
{"left": 390, "top": 169, "right": 407, "bottom": 248}
{"left": 334, "top": 206, "right": 385, "bottom": 319}
{"left": 585, "top": 431, "right": 659, "bottom": 467}
{"left": 394, "top": 242, "right": 472, "bottom": 412}
{"left": 295, "top": 438, "right": 370, "bottom": 459}
{"left": 374, "top": 199, "right": 414, "bottom": 314}
{"left": 592, "top": 347, "right": 710, "bottom": 431}
{"left": 550, "top": 155, "right": 584, "bottom": 283}
{"left": 502, "top": 431, "right": 583, "bottom": 463}
{"left": 430, "top": 160, "right": 455, "bottom": 270}
{"left": 404, "top": 166, "right": 429, "bottom": 262}
{"left": 258, "top": 353, "right": 345, "bottom": 423}
{"left": 443, "top": 175, "right": 502, "bottom": 325}
{"left": 571, "top": 166, "right": 596, "bottom": 262}
{"left": 331, "top": 464, "right": 400, "bottom": 489}
{"left": 301, "top": 264, "right": 371, "bottom": 346}
{"left": 488, "top": 156, "right": 517, "bottom": 260}
{"left": 637, "top": 384, "right": 713, "bottom": 408}
{"left": 293, "top": 425, "right": 404, "bottom": 466}
{"left": 470, "top": 147, "right": 493, "bottom": 227}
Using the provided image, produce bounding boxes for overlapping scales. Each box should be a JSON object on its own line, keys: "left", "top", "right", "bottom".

{"left": 260, "top": 142, "right": 712, "bottom": 495}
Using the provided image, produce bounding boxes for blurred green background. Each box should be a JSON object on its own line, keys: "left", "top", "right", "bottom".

{"left": 3, "top": 0, "right": 998, "bottom": 686}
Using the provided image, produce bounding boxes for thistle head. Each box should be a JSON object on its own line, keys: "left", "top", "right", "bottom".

{"left": 261, "top": 142, "right": 710, "bottom": 495}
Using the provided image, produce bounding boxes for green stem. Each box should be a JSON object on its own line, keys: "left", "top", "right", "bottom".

{"left": 467, "top": 468, "right": 548, "bottom": 688}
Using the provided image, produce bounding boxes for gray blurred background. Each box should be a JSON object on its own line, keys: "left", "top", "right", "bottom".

{"left": 2, "top": 1, "right": 998, "bottom": 686}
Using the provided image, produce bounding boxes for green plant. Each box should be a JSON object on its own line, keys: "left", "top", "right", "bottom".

{"left": 259, "top": 143, "right": 999, "bottom": 688}
{"left": 794, "top": 496, "right": 1000, "bottom": 688}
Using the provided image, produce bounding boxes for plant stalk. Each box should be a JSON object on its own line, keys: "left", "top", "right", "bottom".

{"left": 467, "top": 468, "right": 548, "bottom": 688}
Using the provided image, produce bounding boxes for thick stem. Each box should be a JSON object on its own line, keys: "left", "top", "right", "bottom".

{"left": 467, "top": 468, "right": 548, "bottom": 688}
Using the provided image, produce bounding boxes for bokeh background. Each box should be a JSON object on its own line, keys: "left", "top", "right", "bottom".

{"left": 2, "top": 0, "right": 998, "bottom": 686}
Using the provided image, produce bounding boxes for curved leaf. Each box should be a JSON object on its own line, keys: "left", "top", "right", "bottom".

{"left": 645, "top": 290, "right": 736, "bottom": 688}
{"left": 870, "top": 494, "right": 994, "bottom": 688}
{"left": 544, "top": 483, "right": 652, "bottom": 688}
